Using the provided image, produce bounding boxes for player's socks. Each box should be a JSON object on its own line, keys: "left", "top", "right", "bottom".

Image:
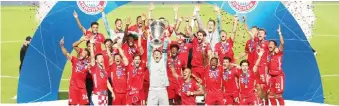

{"left": 269, "top": 98, "right": 277, "bottom": 105}
{"left": 263, "top": 99, "right": 269, "bottom": 106}
{"left": 277, "top": 97, "right": 285, "bottom": 105}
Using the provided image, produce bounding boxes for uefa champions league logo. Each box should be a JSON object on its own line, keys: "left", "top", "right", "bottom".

{"left": 229, "top": 1, "right": 258, "bottom": 13}
{"left": 77, "top": 1, "right": 107, "bottom": 15}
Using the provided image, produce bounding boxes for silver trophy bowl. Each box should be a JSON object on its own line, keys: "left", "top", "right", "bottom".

{"left": 150, "top": 20, "right": 166, "bottom": 48}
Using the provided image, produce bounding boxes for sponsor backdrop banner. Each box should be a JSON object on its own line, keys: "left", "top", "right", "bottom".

{"left": 17, "top": 1, "right": 323, "bottom": 103}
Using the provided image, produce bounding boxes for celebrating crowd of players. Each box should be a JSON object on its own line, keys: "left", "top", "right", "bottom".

{"left": 60, "top": 3, "right": 286, "bottom": 106}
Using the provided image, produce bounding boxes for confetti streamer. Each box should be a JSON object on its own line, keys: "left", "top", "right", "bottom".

{"left": 282, "top": 1, "right": 316, "bottom": 42}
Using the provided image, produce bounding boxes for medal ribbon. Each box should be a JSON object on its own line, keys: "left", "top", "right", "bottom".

{"left": 116, "top": 65, "right": 123, "bottom": 77}
{"left": 222, "top": 43, "right": 228, "bottom": 53}
{"left": 210, "top": 68, "right": 219, "bottom": 80}
{"left": 243, "top": 73, "right": 249, "bottom": 86}
{"left": 76, "top": 60, "right": 88, "bottom": 72}
{"left": 99, "top": 65, "right": 107, "bottom": 78}
{"left": 249, "top": 39, "right": 254, "bottom": 52}
{"left": 133, "top": 66, "right": 138, "bottom": 76}
{"left": 183, "top": 80, "right": 191, "bottom": 93}
{"left": 129, "top": 46, "right": 136, "bottom": 54}
{"left": 267, "top": 55, "right": 272, "bottom": 62}
{"left": 223, "top": 69, "right": 229, "bottom": 80}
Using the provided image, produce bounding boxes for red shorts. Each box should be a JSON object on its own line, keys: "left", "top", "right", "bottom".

{"left": 223, "top": 92, "right": 239, "bottom": 105}
{"left": 205, "top": 91, "right": 224, "bottom": 105}
{"left": 167, "top": 82, "right": 180, "bottom": 99}
{"left": 112, "top": 93, "right": 126, "bottom": 105}
{"left": 256, "top": 65, "right": 268, "bottom": 84}
{"left": 191, "top": 66, "right": 204, "bottom": 80}
{"left": 126, "top": 90, "right": 145, "bottom": 105}
{"left": 240, "top": 94, "right": 259, "bottom": 105}
{"left": 269, "top": 73, "right": 285, "bottom": 95}
{"left": 259, "top": 83, "right": 268, "bottom": 92}
{"left": 68, "top": 86, "right": 89, "bottom": 105}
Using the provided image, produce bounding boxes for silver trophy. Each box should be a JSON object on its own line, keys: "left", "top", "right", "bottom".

{"left": 150, "top": 20, "right": 166, "bottom": 48}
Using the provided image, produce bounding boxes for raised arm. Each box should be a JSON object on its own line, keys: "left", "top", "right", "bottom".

{"left": 194, "top": 4, "right": 205, "bottom": 31}
{"left": 147, "top": 32, "right": 153, "bottom": 68}
{"left": 231, "top": 16, "right": 239, "bottom": 40}
{"left": 253, "top": 49, "right": 264, "bottom": 73}
{"left": 89, "top": 39, "right": 95, "bottom": 66}
{"left": 147, "top": 3, "right": 154, "bottom": 26}
{"left": 72, "top": 37, "right": 87, "bottom": 53}
{"left": 122, "top": 17, "right": 131, "bottom": 44}
{"left": 60, "top": 38, "right": 71, "bottom": 60}
{"left": 214, "top": 4, "right": 222, "bottom": 34}
{"left": 236, "top": 52, "right": 248, "bottom": 61}
{"left": 118, "top": 46, "right": 129, "bottom": 66}
{"left": 101, "top": 9, "right": 114, "bottom": 38}
{"left": 277, "top": 24, "right": 284, "bottom": 52}
{"left": 106, "top": 45, "right": 114, "bottom": 66}
{"left": 174, "top": 17, "right": 182, "bottom": 34}
{"left": 162, "top": 37, "right": 169, "bottom": 63}
{"left": 242, "top": 16, "right": 254, "bottom": 39}
{"left": 73, "top": 10, "right": 86, "bottom": 34}
{"left": 173, "top": 4, "right": 179, "bottom": 22}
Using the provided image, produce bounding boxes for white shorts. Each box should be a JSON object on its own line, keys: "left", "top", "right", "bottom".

{"left": 91, "top": 94, "right": 108, "bottom": 106}
{"left": 147, "top": 87, "right": 169, "bottom": 105}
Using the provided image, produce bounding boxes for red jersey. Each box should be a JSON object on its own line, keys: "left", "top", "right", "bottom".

{"left": 85, "top": 31, "right": 105, "bottom": 53}
{"left": 239, "top": 70, "right": 256, "bottom": 97}
{"left": 178, "top": 42, "right": 193, "bottom": 63}
{"left": 128, "top": 24, "right": 141, "bottom": 34}
{"left": 127, "top": 62, "right": 147, "bottom": 90}
{"left": 245, "top": 39, "right": 258, "bottom": 69}
{"left": 102, "top": 49, "right": 119, "bottom": 72}
{"left": 109, "top": 63, "right": 128, "bottom": 93}
{"left": 91, "top": 64, "right": 108, "bottom": 92}
{"left": 140, "top": 36, "right": 148, "bottom": 63}
{"left": 204, "top": 66, "right": 223, "bottom": 93}
{"left": 166, "top": 56, "right": 187, "bottom": 84}
{"left": 191, "top": 38, "right": 211, "bottom": 67}
{"left": 70, "top": 56, "right": 89, "bottom": 88}
{"left": 214, "top": 39, "right": 234, "bottom": 63}
{"left": 165, "top": 25, "right": 175, "bottom": 37}
{"left": 122, "top": 43, "right": 140, "bottom": 62}
{"left": 167, "top": 41, "right": 192, "bottom": 63}
{"left": 254, "top": 37, "right": 269, "bottom": 67}
{"left": 128, "top": 24, "right": 150, "bottom": 35}
{"left": 179, "top": 77, "right": 199, "bottom": 105}
{"left": 268, "top": 50, "right": 284, "bottom": 76}
{"left": 222, "top": 67, "right": 240, "bottom": 93}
